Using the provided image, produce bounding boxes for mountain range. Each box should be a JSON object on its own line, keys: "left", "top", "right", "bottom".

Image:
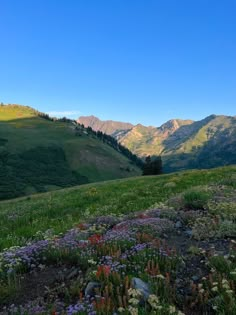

{"left": 78, "top": 114, "right": 236, "bottom": 172}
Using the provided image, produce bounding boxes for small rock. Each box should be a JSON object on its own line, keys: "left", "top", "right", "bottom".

{"left": 175, "top": 278, "right": 183, "bottom": 285}
{"left": 192, "top": 275, "right": 200, "bottom": 282}
{"left": 85, "top": 281, "right": 101, "bottom": 297}
{"left": 175, "top": 221, "right": 183, "bottom": 228}
{"left": 131, "top": 277, "right": 151, "bottom": 301}
{"left": 184, "top": 229, "right": 192, "bottom": 237}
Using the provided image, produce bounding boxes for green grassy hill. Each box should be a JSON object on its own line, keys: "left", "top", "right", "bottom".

{"left": 0, "top": 104, "right": 141, "bottom": 200}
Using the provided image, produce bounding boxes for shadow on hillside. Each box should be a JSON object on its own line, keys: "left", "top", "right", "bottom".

{"left": 161, "top": 115, "right": 236, "bottom": 172}
{"left": 0, "top": 116, "right": 88, "bottom": 200}
{"left": 162, "top": 115, "right": 216, "bottom": 150}
{"left": 163, "top": 141, "right": 236, "bottom": 173}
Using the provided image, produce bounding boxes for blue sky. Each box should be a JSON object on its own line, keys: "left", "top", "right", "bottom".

{"left": 0, "top": 0, "right": 235, "bottom": 126}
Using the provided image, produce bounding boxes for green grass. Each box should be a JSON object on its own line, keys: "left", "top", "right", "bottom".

{"left": 0, "top": 165, "right": 235, "bottom": 251}
{"left": 0, "top": 105, "right": 141, "bottom": 200}
{"left": 0, "top": 104, "right": 36, "bottom": 120}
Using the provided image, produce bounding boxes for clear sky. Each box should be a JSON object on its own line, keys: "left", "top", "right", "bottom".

{"left": 0, "top": 0, "right": 235, "bottom": 126}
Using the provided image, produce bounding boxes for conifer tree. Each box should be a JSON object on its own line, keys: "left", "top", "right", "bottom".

{"left": 142, "top": 156, "right": 162, "bottom": 175}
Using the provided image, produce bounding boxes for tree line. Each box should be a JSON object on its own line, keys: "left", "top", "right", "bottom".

{"left": 142, "top": 155, "right": 162, "bottom": 175}
{"left": 84, "top": 127, "right": 144, "bottom": 169}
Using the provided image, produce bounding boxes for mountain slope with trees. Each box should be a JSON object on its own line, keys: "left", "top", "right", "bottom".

{"left": 0, "top": 104, "right": 141, "bottom": 200}
{"left": 78, "top": 114, "right": 236, "bottom": 172}
{"left": 78, "top": 115, "right": 133, "bottom": 135}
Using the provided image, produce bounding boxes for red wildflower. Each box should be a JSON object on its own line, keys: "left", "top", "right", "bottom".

{"left": 79, "top": 291, "right": 83, "bottom": 301}
{"left": 165, "top": 272, "right": 170, "bottom": 284}
{"left": 137, "top": 213, "right": 150, "bottom": 219}
{"left": 96, "top": 265, "right": 111, "bottom": 278}
{"left": 88, "top": 234, "right": 103, "bottom": 245}
{"left": 77, "top": 223, "right": 87, "bottom": 230}
{"left": 78, "top": 242, "right": 87, "bottom": 248}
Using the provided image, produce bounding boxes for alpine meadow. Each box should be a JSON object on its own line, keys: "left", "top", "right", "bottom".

{"left": 0, "top": 1, "right": 236, "bottom": 315}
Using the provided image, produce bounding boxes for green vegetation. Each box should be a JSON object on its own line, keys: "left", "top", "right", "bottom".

{"left": 0, "top": 104, "right": 141, "bottom": 200}
{"left": 0, "top": 165, "right": 236, "bottom": 314}
{"left": 182, "top": 188, "right": 211, "bottom": 210}
{"left": 1, "top": 106, "right": 236, "bottom": 314}
{"left": 0, "top": 165, "right": 235, "bottom": 251}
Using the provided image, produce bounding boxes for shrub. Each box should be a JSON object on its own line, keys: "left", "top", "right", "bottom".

{"left": 192, "top": 216, "right": 218, "bottom": 240}
{"left": 209, "top": 201, "right": 236, "bottom": 218}
{"left": 187, "top": 245, "right": 201, "bottom": 255}
{"left": 217, "top": 220, "right": 236, "bottom": 238}
{"left": 182, "top": 189, "right": 211, "bottom": 210}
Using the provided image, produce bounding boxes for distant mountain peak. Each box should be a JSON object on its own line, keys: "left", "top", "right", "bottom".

{"left": 159, "top": 119, "right": 194, "bottom": 131}
{"left": 77, "top": 115, "right": 134, "bottom": 135}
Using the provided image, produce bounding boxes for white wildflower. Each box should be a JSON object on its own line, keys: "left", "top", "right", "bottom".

{"left": 118, "top": 307, "right": 125, "bottom": 313}
{"left": 128, "top": 306, "right": 138, "bottom": 315}
{"left": 128, "top": 298, "right": 139, "bottom": 306}
{"left": 226, "top": 289, "right": 234, "bottom": 295}
{"left": 88, "top": 259, "right": 97, "bottom": 265}
{"left": 169, "top": 305, "right": 176, "bottom": 313}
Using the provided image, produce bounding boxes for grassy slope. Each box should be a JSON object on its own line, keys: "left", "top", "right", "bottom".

{"left": 0, "top": 105, "right": 141, "bottom": 199}
{"left": 0, "top": 165, "right": 235, "bottom": 250}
